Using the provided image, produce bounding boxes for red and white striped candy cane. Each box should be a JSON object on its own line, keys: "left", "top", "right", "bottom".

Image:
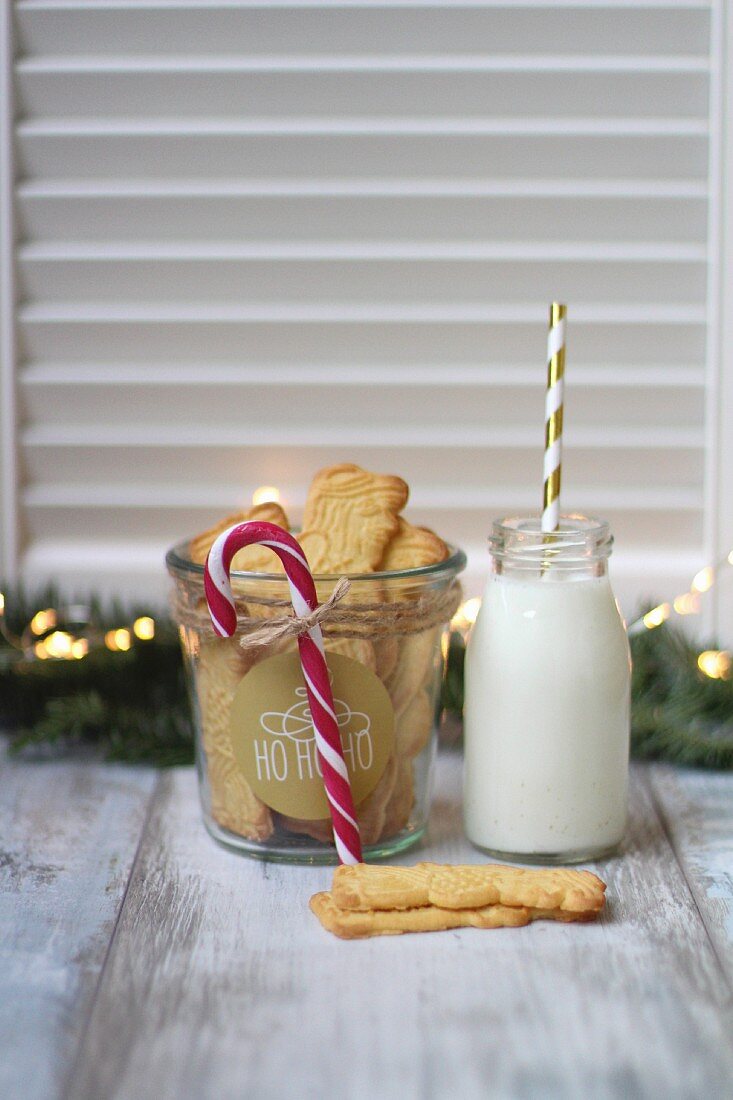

{"left": 204, "top": 520, "right": 362, "bottom": 865}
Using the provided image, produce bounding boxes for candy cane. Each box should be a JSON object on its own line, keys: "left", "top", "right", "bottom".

{"left": 204, "top": 521, "right": 362, "bottom": 864}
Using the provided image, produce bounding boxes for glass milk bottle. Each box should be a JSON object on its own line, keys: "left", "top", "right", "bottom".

{"left": 464, "top": 515, "right": 631, "bottom": 862}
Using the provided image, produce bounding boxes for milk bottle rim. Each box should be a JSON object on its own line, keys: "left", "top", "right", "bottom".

{"left": 489, "top": 514, "right": 613, "bottom": 572}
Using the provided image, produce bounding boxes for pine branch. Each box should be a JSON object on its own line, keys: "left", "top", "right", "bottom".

{"left": 629, "top": 623, "right": 733, "bottom": 767}
{"left": 440, "top": 614, "right": 733, "bottom": 770}
{"left": 1, "top": 582, "right": 194, "bottom": 766}
{"left": 3, "top": 584, "right": 732, "bottom": 770}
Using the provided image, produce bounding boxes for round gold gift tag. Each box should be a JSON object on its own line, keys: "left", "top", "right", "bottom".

{"left": 230, "top": 651, "right": 395, "bottom": 819}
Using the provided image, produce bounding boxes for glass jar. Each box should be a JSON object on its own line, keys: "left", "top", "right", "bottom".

{"left": 464, "top": 515, "right": 631, "bottom": 863}
{"left": 167, "top": 539, "right": 465, "bottom": 863}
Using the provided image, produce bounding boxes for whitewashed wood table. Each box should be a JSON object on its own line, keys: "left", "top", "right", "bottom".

{"left": 1, "top": 745, "right": 732, "bottom": 1100}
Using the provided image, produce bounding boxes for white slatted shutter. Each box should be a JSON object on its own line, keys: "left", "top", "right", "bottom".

{"left": 2, "top": 0, "right": 729, "bottom": 623}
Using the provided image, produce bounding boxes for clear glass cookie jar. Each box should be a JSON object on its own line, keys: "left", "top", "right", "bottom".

{"left": 166, "top": 539, "right": 465, "bottom": 863}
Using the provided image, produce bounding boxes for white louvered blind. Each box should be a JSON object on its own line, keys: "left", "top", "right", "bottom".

{"left": 3, "top": 0, "right": 729, "bottom": 620}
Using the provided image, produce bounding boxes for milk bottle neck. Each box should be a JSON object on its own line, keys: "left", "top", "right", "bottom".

{"left": 489, "top": 515, "right": 613, "bottom": 583}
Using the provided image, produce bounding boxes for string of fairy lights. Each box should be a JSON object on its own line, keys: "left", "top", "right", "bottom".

{"left": 626, "top": 546, "right": 733, "bottom": 680}
{"left": 0, "top": 484, "right": 288, "bottom": 664}
{"left": 0, "top": 589, "right": 157, "bottom": 663}
{"left": 449, "top": 549, "right": 733, "bottom": 682}
{"left": 0, "top": 481, "right": 730, "bottom": 683}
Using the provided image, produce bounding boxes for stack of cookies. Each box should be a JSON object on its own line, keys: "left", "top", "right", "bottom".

{"left": 186, "top": 463, "right": 457, "bottom": 850}
{"left": 311, "top": 863, "right": 607, "bottom": 938}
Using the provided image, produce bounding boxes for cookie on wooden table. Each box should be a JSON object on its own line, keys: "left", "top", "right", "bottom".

{"left": 309, "top": 893, "right": 594, "bottom": 939}
{"left": 428, "top": 865, "right": 607, "bottom": 914}
{"left": 331, "top": 863, "right": 607, "bottom": 916}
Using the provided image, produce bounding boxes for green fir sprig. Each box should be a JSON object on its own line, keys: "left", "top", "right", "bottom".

{"left": 628, "top": 621, "right": 733, "bottom": 768}
{"left": 2, "top": 585, "right": 732, "bottom": 769}
{"left": 1, "top": 584, "right": 193, "bottom": 766}
{"left": 441, "top": 615, "right": 733, "bottom": 769}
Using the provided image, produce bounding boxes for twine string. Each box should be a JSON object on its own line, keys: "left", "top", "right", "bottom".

{"left": 236, "top": 576, "right": 351, "bottom": 649}
{"left": 171, "top": 576, "right": 462, "bottom": 642}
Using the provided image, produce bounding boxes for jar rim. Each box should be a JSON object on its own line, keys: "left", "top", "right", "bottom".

{"left": 165, "top": 536, "right": 467, "bottom": 584}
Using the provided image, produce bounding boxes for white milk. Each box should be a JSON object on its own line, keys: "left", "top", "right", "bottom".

{"left": 464, "top": 573, "right": 630, "bottom": 860}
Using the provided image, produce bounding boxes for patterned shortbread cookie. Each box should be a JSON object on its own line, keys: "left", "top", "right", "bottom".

{"left": 189, "top": 501, "right": 291, "bottom": 572}
{"left": 206, "top": 751, "right": 274, "bottom": 841}
{"left": 383, "top": 628, "right": 440, "bottom": 715}
{"left": 427, "top": 865, "right": 606, "bottom": 914}
{"left": 231, "top": 501, "right": 292, "bottom": 573}
{"left": 334, "top": 863, "right": 433, "bottom": 911}
{"left": 278, "top": 752, "right": 398, "bottom": 847}
{"left": 373, "top": 636, "right": 399, "bottom": 681}
{"left": 298, "top": 464, "right": 409, "bottom": 574}
{"left": 379, "top": 518, "right": 448, "bottom": 572}
{"left": 395, "top": 687, "right": 434, "bottom": 759}
{"left": 197, "top": 637, "right": 274, "bottom": 840}
{"left": 310, "top": 893, "right": 595, "bottom": 940}
{"left": 379, "top": 757, "right": 415, "bottom": 839}
{"left": 354, "top": 753, "right": 399, "bottom": 846}
{"left": 189, "top": 510, "right": 249, "bottom": 565}
{"left": 277, "top": 814, "right": 334, "bottom": 845}
{"left": 332, "top": 863, "right": 607, "bottom": 915}
{"left": 325, "top": 636, "right": 377, "bottom": 672}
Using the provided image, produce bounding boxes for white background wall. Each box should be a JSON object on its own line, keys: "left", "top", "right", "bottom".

{"left": 1, "top": 0, "right": 732, "bottom": 636}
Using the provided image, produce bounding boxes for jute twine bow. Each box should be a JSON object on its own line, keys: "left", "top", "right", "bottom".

{"left": 171, "top": 574, "right": 462, "bottom": 639}
{"left": 237, "top": 576, "right": 352, "bottom": 650}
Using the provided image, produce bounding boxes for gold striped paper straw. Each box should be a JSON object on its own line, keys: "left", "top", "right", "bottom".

{"left": 542, "top": 303, "right": 567, "bottom": 533}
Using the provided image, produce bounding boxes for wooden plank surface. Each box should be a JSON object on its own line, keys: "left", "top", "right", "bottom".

{"left": 0, "top": 744, "right": 157, "bottom": 1100}
{"left": 63, "top": 755, "right": 733, "bottom": 1100}
{"left": 648, "top": 763, "right": 733, "bottom": 986}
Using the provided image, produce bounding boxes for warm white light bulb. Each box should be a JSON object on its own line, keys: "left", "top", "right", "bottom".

{"left": 30, "top": 609, "right": 57, "bottom": 635}
{"left": 252, "top": 485, "right": 281, "bottom": 507}
{"left": 697, "top": 650, "right": 731, "bottom": 680}
{"left": 643, "top": 603, "right": 671, "bottom": 630}
{"left": 673, "top": 593, "right": 700, "bottom": 616}
{"left": 114, "top": 628, "right": 132, "bottom": 652}
{"left": 450, "top": 596, "right": 482, "bottom": 632}
{"left": 133, "top": 616, "right": 155, "bottom": 641}
{"left": 44, "top": 631, "right": 73, "bottom": 659}
{"left": 462, "top": 598, "right": 481, "bottom": 625}
{"left": 691, "top": 566, "right": 714, "bottom": 594}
